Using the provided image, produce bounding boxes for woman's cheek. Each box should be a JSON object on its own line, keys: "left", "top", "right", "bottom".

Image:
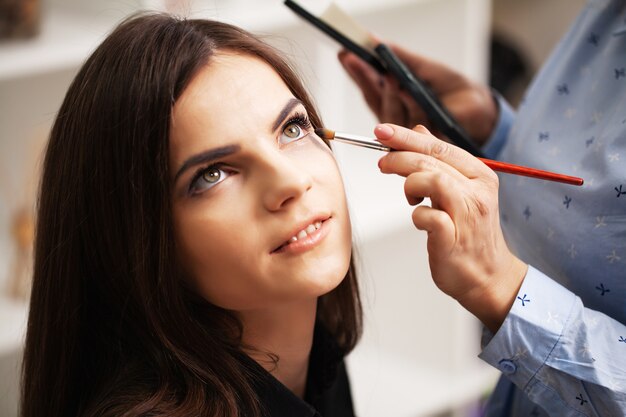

{"left": 284, "top": 136, "right": 337, "bottom": 173}
{"left": 288, "top": 134, "right": 333, "bottom": 155}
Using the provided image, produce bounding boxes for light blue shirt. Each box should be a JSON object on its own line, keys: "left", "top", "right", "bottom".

{"left": 478, "top": 1, "right": 626, "bottom": 416}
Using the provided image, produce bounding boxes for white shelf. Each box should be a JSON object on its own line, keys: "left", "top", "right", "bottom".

{"left": 214, "top": 0, "right": 430, "bottom": 32}
{"left": 0, "top": 0, "right": 430, "bottom": 82}
{"left": 0, "top": 9, "right": 114, "bottom": 81}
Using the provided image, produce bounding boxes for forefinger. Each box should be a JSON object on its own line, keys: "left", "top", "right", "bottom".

{"left": 374, "top": 123, "right": 489, "bottom": 179}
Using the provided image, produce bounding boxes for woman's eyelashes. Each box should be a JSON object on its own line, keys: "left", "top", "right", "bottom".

{"left": 188, "top": 164, "right": 232, "bottom": 195}
{"left": 278, "top": 112, "right": 311, "bottom": 146}
{"left": 186, "top": 112, "right": 311, "bottom": 196}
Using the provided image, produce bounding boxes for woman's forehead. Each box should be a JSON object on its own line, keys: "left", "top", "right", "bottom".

{"left": 169, "top": 52, "right": 302, "bottom": 161}
{"left": 173, "top": 53, "right": 294, "bottom": 123}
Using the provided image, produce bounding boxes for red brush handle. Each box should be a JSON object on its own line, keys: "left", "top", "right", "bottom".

{"left": 478, "top": 158, "right": 584, "bottom": 186}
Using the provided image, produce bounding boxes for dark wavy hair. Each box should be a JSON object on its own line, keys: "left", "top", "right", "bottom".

{"left": 21, "top": 13, "right": 361, "bottom": 417}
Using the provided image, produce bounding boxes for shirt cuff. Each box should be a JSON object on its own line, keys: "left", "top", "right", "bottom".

{"left": 481, "top": 91, "right": 516, "bottom": 159}
{"left": 478, "top": 265, "right": 578, "bottom": 392}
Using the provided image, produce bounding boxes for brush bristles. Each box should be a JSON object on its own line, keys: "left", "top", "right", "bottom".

{"left": 314, "top": 128, "right": 392, "bottom": 152}
{"left": 314, "top": 128, "right": 335, "bottom": 140}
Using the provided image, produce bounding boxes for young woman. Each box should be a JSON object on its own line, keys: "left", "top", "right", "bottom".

{"left": 21, "top": 13, "right": 361, "bottom": 417}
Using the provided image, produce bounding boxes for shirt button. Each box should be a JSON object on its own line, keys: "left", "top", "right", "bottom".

{"left": 498, "top": 359, "right": 517, "bottom": 375}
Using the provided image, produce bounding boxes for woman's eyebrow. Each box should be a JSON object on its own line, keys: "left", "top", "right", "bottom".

{"left": 271, "top": 98, "right": 303, "bottom": 131}
{"left": 174, "top": 144, "right": 241, "bottom": 183}
{"left": 174, "top": 98, "right": 303, "bottom": 184}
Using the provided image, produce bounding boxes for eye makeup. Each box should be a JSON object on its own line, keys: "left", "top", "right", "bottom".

{"left": 187, "top": 163, "right": 234, "bottom": 196}
{"left": 278, "top": 111, "right": 312, "bottom": 146}
{"left": 283, "top": 111, "right": 312, "bottom": 132}
{"left": 174, "top": 144, "right": 241, "bottom": 184}
{"left": 183, "top": 109, "right": 315, "bottom": 197}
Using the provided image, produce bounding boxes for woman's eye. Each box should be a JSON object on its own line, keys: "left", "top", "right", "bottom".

{"left": 189, "top": 166, "right": 230, "bottom": 195}
{"left": 279, "top": 121, "right": 308, "bottom": 145}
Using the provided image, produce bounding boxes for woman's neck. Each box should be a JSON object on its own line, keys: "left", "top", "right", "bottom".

{"left": 238, "top": 298, "right": 317, "bottom": 398}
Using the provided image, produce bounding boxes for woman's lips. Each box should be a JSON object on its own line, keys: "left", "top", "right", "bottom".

{"left": 271, "top": 218, "right": 331, "bottom": 255}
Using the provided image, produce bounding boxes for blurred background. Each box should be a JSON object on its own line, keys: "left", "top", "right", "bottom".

{"left": 0, "top": 0, "right": 585, "bottom": 416}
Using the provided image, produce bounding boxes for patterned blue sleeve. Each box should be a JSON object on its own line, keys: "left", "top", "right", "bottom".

{"left": 479, "top": 266, "right": 626, "bottom": 416}
{"left": 481, "top": 91, "right": 516, "bottom": 160}
{"left": 476, "top": 1, "right": 626, "bottom": 414}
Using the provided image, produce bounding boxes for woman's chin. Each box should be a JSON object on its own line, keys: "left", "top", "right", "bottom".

{"left": 297, "top": 258, "right": 351, "bottom": 297}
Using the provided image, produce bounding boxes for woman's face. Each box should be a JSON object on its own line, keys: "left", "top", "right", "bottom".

{"left": 170, "top": 53, "right": 352, "bottom": 311}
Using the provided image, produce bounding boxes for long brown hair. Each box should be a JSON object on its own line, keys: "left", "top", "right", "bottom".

{"left": 21, "top": 13, "right": 361, "bottom": 417}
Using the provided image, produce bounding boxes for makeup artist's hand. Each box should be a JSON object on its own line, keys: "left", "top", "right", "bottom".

{"left": 338, "top": 44, "right": 498, "bottom": 147}
{"left": 374, "top": 123, "right": 527, "bottom": 333}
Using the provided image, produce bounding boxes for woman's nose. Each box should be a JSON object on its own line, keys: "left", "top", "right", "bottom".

{"left": 259, "top": 152, "right": 313, "bottom": 212}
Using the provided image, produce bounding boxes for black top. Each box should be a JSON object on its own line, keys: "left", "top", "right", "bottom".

{"left": 245, "top": 324, "right": 355, "bottom": 417}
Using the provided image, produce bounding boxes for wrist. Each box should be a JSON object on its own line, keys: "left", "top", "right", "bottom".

{"left": 472, "top": 85, "right": 499, "bottom": 147}
{"left": 457, "top": 257, "right": 528, "bottom": 333}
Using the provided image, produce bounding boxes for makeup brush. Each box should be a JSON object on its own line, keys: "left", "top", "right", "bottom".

{"left": 315, "top": 128, "right": 584, "bottom": 186}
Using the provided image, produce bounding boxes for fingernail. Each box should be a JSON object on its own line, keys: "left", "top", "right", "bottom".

{"left": 413, "top": 124, "right": 430, "bottom": 134}
{"left": 375, "top": 124, "right": 394, "bottom": 140}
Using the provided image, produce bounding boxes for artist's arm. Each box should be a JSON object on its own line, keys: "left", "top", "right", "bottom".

{"left": 374, "top": 123, "right": 626, "bottom": 416}
{"left": 338, "top": 44, "right": 499, "bottom": 147}
{"left": 374, "top": 123, "right": 527, "bottom": 333}
{"left": 453, "top": 71, "right": 626, "bottom": 415}
{"left": 481, "top": 266, "right": 626, "bottom": 417}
